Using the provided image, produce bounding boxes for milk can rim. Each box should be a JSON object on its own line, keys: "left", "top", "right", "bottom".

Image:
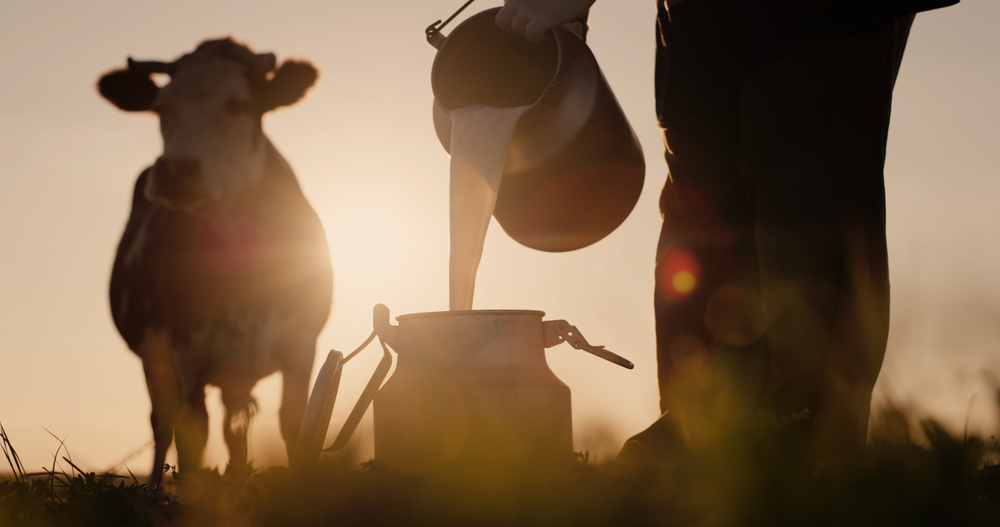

{"left": 395, "top": 309, "right": 546, "bottom": 321}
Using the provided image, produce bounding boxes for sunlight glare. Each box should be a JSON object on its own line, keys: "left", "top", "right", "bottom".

{"left": 672, "top": 270, "right": 696, "bottom": 294}
{"left": 658, "top": 247, "right": 700, "bottom": 300}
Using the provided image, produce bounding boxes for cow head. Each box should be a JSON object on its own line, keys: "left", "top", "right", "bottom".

{"left": 98, "top": 38, "right": 317, "bottom": 216}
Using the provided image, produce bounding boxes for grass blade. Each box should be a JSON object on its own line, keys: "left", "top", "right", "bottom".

{"left": 0, "top": 420, "right": 26, "bottom": 481}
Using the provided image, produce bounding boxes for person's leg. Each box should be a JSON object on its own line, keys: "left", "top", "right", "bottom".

{"left": 739, "top": 15, "right": 914, "bottom": 458}
{"left": 655, "top": 96, "right": 769, "bottom": 418}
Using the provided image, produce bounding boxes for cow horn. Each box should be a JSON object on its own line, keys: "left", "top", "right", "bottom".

{"left": 127, "top": 57, "right": 176, "bottom": 75}
{"left": 253, "top": 53, "right": 277, "bottom": 77}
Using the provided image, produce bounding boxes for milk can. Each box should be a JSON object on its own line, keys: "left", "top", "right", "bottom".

{"left": 292, "top": 304, "right": 632, "bottom": 474}
{"left": 428, "top": 4, "right": 645, "bottom": 252}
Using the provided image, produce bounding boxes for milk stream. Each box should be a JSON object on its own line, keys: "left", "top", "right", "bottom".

{"left": 448, "top": 104, "right": 531, "bottom": 311}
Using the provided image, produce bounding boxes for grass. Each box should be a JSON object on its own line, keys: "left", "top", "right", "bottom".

{"left": 1, "top": 422, "right": 180, "bottom": 527}
{"left": 2, "top": 403, "right": 999, "bottom": 527}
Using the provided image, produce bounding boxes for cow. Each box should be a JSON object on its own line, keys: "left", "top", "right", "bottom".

{"left": 97, "top": 38, "right": 333, "bottom": 485}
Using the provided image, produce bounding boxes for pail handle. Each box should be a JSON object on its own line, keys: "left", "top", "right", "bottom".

{"left": 291, "top": 304, "right": 396, "bottom": 469}
{"left": 426, "top": 0, "right": 476, "bottom": 48}
{"left": 426, "top": 0, "right": 590, "bottom": 49}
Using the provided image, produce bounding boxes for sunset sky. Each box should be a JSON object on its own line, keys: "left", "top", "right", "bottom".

{"left": 1, "top": 0, "right": 998, "bottom": 474}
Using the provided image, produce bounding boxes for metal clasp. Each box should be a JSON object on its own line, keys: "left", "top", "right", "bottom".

{"left": 543, "top": 320, "right": 634, "bottom": 370}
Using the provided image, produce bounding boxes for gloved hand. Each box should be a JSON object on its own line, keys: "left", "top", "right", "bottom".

{"left": 495, "top": 0, "right": 596, "bottom": 43}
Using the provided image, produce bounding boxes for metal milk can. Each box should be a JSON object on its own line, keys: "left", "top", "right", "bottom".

{"left": 292, "top": 304, "right": 632, "bottom": 473}
{"left": 427, "top": 3, "right": 645, "bottom": 253}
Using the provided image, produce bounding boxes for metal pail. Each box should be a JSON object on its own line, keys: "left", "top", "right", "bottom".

{"left": 429, "top": 7, "right": 645, "bottom": 252}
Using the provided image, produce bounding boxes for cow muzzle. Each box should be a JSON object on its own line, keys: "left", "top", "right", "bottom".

{"left": 148, "top": 156, "right": 204, "bottom": 208}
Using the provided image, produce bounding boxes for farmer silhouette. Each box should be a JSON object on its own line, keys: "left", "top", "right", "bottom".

{"left": 497, "top": 0, "right": 958, "bottom": 462}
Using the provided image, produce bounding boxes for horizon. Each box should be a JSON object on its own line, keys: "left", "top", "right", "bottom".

{"left": 1, "top": 0, "right": 998, "bottom": 474}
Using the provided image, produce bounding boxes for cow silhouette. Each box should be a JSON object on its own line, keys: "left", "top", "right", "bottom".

{"left": 98, "top": 38, "right": 332, "bottom": 485}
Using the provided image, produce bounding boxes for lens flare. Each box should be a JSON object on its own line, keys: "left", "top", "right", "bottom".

{"left": 658, "top": 247, "right": 700, "bottom": 300}
{"left": 672, "top": 270, "right": 696, "bottom": 294}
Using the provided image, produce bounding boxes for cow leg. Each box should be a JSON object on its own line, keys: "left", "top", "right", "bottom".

{"left": 174, "top": 385, "right": 209, "bottom": 474}
{"left": 221, "top": 384, "right": 257, "bottom": 475}
{"left": 138, "top": 330, "right": 179, "bottom": 486}
{"left": 279, "top": 338, "right": 314, "bottom": 462}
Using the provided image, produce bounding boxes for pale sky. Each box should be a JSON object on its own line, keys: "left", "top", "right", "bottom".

{"left": 1, "top": 0, "right": 997, "bottom": 474}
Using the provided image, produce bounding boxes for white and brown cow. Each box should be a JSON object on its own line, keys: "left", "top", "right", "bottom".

{"left": 98, "top": 38, "right": 332, "bottom": 484}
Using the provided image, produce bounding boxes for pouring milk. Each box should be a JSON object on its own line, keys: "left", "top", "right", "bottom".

{"left": 447, "top": 104, "right": 529, "bottom": 310}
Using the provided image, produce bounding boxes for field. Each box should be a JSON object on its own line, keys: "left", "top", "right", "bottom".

{"left": 3, "top": 399, "right": 999, "bottom": 527}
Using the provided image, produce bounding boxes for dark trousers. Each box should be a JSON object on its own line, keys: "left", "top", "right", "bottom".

{"left": 654, "top": 15, "right": 914, "bottom": 454}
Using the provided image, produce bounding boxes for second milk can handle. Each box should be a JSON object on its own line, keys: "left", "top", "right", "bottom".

{"left": 543, "top": 319, "right": 634, "bottom": 369}
{"left": 290, "top": 305, "right": 396, "bottom": 469}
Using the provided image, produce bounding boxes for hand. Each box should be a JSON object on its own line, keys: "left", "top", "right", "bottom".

{"left": 495, "top": 0, "right": 596, "bottom": 44}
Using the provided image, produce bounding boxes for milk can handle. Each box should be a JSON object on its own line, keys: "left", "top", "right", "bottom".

{"left": 290, "top": 305, "right": 396, "bottom": 469}
{"left": 543, "top": 319, "right": 634, "bottom": 369}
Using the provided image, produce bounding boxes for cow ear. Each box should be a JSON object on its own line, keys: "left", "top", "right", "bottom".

{"left": 98, "top": 69, "right": 159, "bottom": 112}
{"left": 256, "top": 61, "right": 317, "bottom": 113}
